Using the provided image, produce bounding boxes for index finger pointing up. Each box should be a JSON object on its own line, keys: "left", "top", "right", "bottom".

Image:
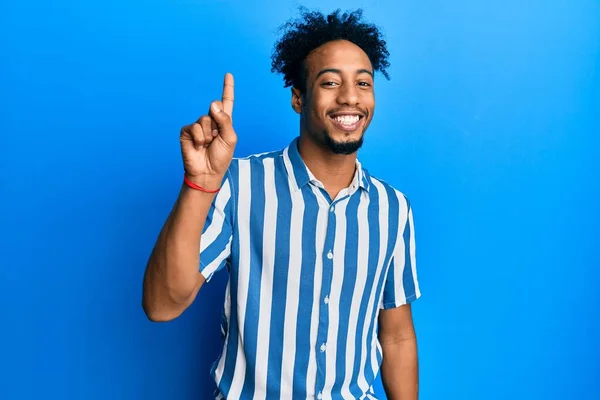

{"left": 222, "top": 73, "right": 234, "bottom": 117}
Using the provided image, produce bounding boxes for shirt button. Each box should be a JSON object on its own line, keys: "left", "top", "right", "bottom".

{"left": 329, "top": 205, "right": 335, "bottom": 212}
{"left": 317, "top": 392, "right": 323, "bottom": 400}
{"left": 320, "top": 343, "right": 327, "bottom": 352}
{"left": 324, "top": 296, "right": 330, "bottom": 304}
{"left": 327, "top": 251, "right": 333, "bottom": 259}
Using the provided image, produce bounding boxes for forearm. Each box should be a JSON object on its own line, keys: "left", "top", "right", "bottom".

{"left": 142, "top": 183, "right": 218, "bottom": 321}
{"left": 380, "top": 338, "right": 419, "bottom": 400}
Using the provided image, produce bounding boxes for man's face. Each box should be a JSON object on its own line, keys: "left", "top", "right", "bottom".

{"left": 293, "top": 40, "right": 375, "bottom": 155}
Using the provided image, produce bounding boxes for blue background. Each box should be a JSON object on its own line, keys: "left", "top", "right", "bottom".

{"left": 2, "top": 0, "right": 599, "bottom": 399}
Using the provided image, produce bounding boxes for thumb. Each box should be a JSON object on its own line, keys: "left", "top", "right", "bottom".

{"left": 209, "top": 101, "right": 236, "bottom": 144}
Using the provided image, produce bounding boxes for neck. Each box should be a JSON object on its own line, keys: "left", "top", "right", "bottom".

{"left": 297, "top": 133, "right": 358, "bottom": 193}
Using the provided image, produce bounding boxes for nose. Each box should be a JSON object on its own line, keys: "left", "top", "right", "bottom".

{"left": 336, "top": 83, "right": 359, "bottom": 106}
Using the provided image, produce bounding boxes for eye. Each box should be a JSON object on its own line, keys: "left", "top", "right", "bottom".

{"left": 358, "top": 81, "right": 372, "bottom": 87}
{"left": 322, "top": 81, "right": 339, "bottom": 87}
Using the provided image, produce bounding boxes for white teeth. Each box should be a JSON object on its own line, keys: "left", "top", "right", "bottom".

{"left": 334, "top": 115, "right": 360, "bottom": 125}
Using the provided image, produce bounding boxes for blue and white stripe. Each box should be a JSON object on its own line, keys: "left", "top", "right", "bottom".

{"left": 200, "top": 137, "right": 420, "bottom": 400}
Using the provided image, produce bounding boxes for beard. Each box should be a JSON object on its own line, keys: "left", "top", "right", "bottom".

{"left": 322, "top": 129, "right": 365, "bottom": 155}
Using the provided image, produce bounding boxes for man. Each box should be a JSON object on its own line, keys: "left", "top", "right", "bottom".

{"left": 142, "top": 8, "right": 421, "bottom": 400}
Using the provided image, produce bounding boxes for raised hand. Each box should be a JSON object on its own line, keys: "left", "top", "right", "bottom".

{"left": 179, "top": 73, "right": 237, "bottom": 190}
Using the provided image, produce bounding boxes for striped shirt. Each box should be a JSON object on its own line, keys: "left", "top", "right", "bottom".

{"left": 199, "top": 136, "right": 420, "bottom": 400}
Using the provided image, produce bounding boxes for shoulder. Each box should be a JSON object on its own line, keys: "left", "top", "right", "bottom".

{"left": 224, "top": 147, "right": 285, "bottom": 184}
{"left": 227, "top": 146, "right": 284, "bottom": 167}
{"left": 232, "top": 148, "right": 284, "bottom": 166}
{"left": 365, "top": 169, "right": 412, "bottom": 211}
{"left": 365, "top": 171, "right": 414, "bottom": 241}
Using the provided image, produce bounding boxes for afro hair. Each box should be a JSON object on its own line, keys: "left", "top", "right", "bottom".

{"left": 271, "top": 8, "right": 391, "bottom": 92}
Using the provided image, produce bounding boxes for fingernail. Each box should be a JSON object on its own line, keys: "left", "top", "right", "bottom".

{"left": 211, "top": 103, "right": 221, "bottom": 112}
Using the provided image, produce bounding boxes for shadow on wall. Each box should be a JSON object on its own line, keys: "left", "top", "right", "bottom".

{"left": 181, "top": 273, "right": 229, "bottom": 398}
{"left": 72, "top": 175, "right": 230, "bottom": 400}
{"left": 136, "top": 252, "right": 229, "bottom": 399}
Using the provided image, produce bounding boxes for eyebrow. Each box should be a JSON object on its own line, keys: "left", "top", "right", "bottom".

{"left": 315, "top": 68, "right": 374, "bottom": 78}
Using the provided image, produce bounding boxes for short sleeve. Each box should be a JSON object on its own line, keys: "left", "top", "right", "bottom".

{"left": 199, "top": 171, "right": 235, "bottom": 282}
{"left": 380, "top": 199, "right": 421, "bottom": 309}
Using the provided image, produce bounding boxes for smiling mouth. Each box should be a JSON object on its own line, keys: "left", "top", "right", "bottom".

{"left": 329, "top": 114, "right": 364, "bottom": 132}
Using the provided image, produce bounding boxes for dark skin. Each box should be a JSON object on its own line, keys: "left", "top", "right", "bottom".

{"left": 291, "top": 39, "right": 419, "bottom": 400}
{"left": 292, "top": 39, "right": 374, "bottom": 200}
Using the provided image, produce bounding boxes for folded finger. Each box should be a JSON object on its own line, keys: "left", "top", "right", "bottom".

{"left": 199, "top": 116, "right": 213, "bottom": 147}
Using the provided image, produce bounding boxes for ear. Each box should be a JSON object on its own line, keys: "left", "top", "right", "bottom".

{"left": 291, "top": 87, "right": 303, "bottom": 114}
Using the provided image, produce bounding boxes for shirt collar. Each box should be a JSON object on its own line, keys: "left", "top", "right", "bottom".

{"left": 283, "top": 136, "right": 371, "bottom": 193}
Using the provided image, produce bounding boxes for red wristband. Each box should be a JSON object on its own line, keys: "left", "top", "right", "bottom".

{"left": 183, "top": 174, "right": 220, "bottom": 193}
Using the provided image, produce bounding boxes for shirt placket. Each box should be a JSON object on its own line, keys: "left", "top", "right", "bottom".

{"left": 315, "top": 200, "right": 337, "bottom": 400}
